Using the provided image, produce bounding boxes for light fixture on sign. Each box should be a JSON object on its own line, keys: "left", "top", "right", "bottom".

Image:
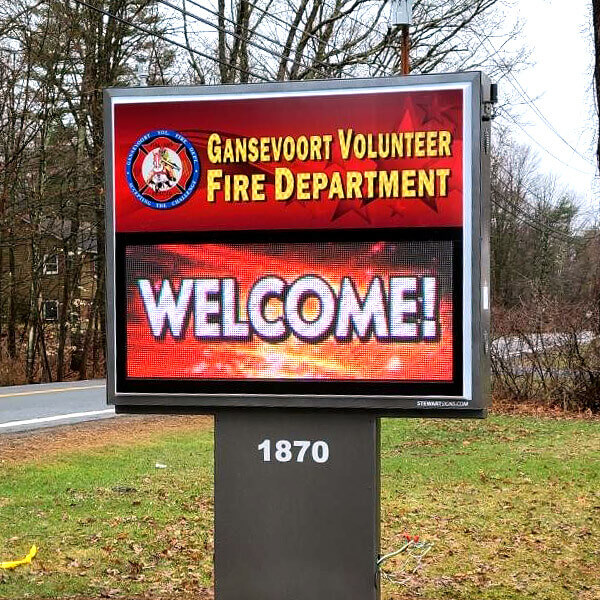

{"left": 391, "top": 0, "right": 413, "bottom": 26}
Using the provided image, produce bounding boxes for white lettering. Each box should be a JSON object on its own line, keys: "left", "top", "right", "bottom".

{"left": 247, "top": 276, "right": 287, "bottom": 340}
{"left": 335, "top": 276, "right": 389, "bottom": 340}
{"left": 138, "top": 279, "right": 193, "bottom": 338}
{"left": 194, "top": 279, "right": 221, "bottom": 338}
{"left": 389, "top": 277, "right": 418, "bottom": 340}
{"left": 285, "top": 276, "right": 336, "bottom": 341}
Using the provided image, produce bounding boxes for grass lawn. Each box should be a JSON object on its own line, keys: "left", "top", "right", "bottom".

{"left": 0, "top": 414, "right": 599, "bottom": 599}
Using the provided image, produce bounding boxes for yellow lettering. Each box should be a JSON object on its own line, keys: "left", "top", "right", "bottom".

{"left": 367, "top": 134, "right": 378, "bottom": 159}
{"left": 322, "top": 134, "right": 333, "bottom": 160}
{"left": 247, "top": 138, "right": 259, "bottom": 162}
{"left": 275, "top": 167, "right": 294, "bottom": 200}
{"left": 426, "top": 131, "right": 438, "bottom": 157}
{"left": 233, "top": 174, "right": 250, "bottom": 202}
{"left": 260, "top": 137, "right": 270, "bottom": 162}
{"left": 297, "top": 136, "right": 309, "bottom": 161}
{"left": 353, "top": 134, "right": 366, "bottom": 159}
{"left": 418, "top": 169, "right": 436, "bottom": 197}
{"left": 363, "top": 171, "right": 377, "bottom": 198}
{"left": 271, "top": 137, "right": 283, "bottom": 162}
{"left": 402, "top": 170, "right": 416, "bottom": 198}
{"left": 207, "top": 133, "right": 221, "bottom": 163}
{"left": 403, "top": 132, "right": 414, "bottom": 157}
{"left": 338, "top": 129, "right": 353, "bottom": 160}
{"left": 222, "top": 139, "right": 234, "bottom": 163}
{"left": 439, "top": 131, "right": 452, "bottom": 157}
{"left": 206, "top": 169, "right": 222, "bottom": 202}
{"left": 234, "top": 138, "right": 247, "bottom": 163}
{"left": 310, "top": 136, "right": 322, "bottom": 161}
{"left": 346, "top": 171, "right": 363, "bottom": 199}
{"left": 312, "top": 172, "right": 328, "bottom": 200}
{"left": 224, "top": 173, "right": 231, "bottom": 200}
{"left": 252, "top": 174, "right": 266, "bottom": 201}
{"left": 437, "top": 168, "right": 451, "bottom": 196}
{"left": 329, "top": 171, "right": 345, "bottom": 200}
{"left": 414, "top": 132, "right": 426, "bottom": 157}
{"left": 282, "top": 137, "right": 295, "bottom": 161}
{"left": 391, "top": 133, "right": 403, "bottom": 158}
{"left": 379, "top": 171, "right": 399, "bottom": 198}
{"left": 378, "top": 133, "right": 390, "bottom": 159}
{"left": 296, "top": 172, "right": 311, "bottom": 200}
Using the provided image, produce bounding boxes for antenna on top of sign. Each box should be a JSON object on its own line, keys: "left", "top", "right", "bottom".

{"left": 136, "top": 56, "right": 149, "bottom": 87}
{"left": 391, "top": 0, "right": 413, "bottom": 75}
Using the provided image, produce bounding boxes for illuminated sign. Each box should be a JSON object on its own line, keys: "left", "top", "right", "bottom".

{"left": 106, "top": 74, "right": 491, "bottom": 414}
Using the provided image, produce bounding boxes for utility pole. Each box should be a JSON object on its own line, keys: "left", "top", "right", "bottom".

{"left": 391, "top": 0, "right": 413, "bottom": 75}
{"left": 401, "top": 24, "right": 410, "bottom": 75}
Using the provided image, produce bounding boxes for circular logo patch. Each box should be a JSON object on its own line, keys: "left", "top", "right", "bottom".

{"left": 126, "top": 130, "right": 200, "bottom": 209}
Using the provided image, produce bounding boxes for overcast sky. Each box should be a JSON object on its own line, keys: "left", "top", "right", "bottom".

{"left": 503, "top": 0, "right": 597, "bottom": 216}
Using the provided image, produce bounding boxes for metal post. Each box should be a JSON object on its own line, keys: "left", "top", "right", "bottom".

{"left": 401, "top": 24, "right": 410, "bottom": 75}
{"left": 214, "top": 410, "right": 380, "bottom": 600}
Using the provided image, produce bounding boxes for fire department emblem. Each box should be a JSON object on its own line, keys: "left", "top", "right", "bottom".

{"left": 126, "top": 130, "right": 200, "bottom": 209}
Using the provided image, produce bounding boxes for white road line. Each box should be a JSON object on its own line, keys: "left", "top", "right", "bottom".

{"left": 0, "top": 409, "right": 115, "bottom": 430}
{"left": 0, "top": 384, "right": 105, "bottom": 399}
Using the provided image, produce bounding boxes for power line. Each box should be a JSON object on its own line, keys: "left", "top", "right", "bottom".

{"left": 494, "top": 160, "right": 595, "bottom": 236}
{"left": 246, "top": 0, "right": 386, "bottom": 48}
{"left": 320, "top": 0, "right": 389, "bottom": 38}
{"left": 245, "top": 0, "right": 392, "bottom": 67}
{"left": 159, "top": 0, "right": 335, "bottom": 79}
{"left": 320, "top": 0, "right": 485, "bottom": 39}
{"left": 197, "top": 0, "right": 405, "bottom": 77}
{"left": 472, "top": 30, "right": 595, "bottom": 168}
{"left": 492, "top": 173, "right": 574, "bottom": 240}
{"left": 455, "top": 29, "right": 513, "bottom": 73}
{"left": 498, "top": 109, "right": 595, "bottom": 177}
{"left": 492, "top": 167, "right": 580, "bottom": 241}
{"left": 491, "top": 197, "right": 573, "bottom": 241}
{"left": 69, "top": 0, "right": 269, "bottom": 82}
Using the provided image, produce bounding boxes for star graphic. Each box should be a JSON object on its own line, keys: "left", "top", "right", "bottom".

{"left": 415, "top": 93, "right": 460, "bottom": 127}
{"left": 330, "top": 200, "right": 372, "bottom": 224}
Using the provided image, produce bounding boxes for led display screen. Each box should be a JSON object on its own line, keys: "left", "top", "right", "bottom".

{"left": 123, "top": 239, "right": 455, "bottom": 387}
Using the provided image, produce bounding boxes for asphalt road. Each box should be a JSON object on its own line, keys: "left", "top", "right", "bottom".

{"left": 0, "top": 379, "right": 113, "bottom": 434}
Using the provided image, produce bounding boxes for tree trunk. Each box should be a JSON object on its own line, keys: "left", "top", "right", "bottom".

{"left": 25, "top": 289, "right": 38, "bottom": 383}
{"left": 56, "top": 245, "right": 70, "bottom": 381}
{"left": 7, "top": 240, "right": 17, "bottom": 359}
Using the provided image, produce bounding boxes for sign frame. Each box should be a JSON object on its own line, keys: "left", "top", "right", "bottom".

{"left": 104, "top": 72, "right": 491, "bottom": 417}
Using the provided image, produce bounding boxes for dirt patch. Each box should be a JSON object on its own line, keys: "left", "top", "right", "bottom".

{"left": 0, "top": 414, "right": 213, "bottom": 464}
{"left": 53, "top": 594, "right": 214, "bottom": 600}
{"left": 2, "top": 400, "right": 597, "bottom": 465}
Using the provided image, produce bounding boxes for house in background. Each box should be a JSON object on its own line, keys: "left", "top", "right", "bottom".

{"left": 0, "top": 217, "right": 98, "bottom": 328}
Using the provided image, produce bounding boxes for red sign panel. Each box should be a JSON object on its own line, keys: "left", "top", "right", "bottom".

{"left": 114, "top": 89, "right": 463, "bottom": 233}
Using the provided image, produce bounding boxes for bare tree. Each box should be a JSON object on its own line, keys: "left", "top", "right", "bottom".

{"left": 0, "top": 0, "right": 169, "bottom": 383}
{"left": 169, "top": 0, "right": 522, "bottom": 83}
{"left": 491, "top": 129, "right": 578, "bottom": 307}
{"left": 0, "top": 0, "right": 528, "bottom": 385}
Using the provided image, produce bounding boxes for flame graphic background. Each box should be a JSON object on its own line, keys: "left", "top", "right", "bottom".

{"left": 126, "top": 241, "right": 454, "bottom": 381}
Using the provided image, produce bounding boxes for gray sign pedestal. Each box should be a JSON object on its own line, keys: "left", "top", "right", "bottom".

{"left": 214, "top": 410, "right": 380, "bottom": 600}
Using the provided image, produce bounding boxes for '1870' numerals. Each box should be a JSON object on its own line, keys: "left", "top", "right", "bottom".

{"left": 257, "top": 439, "right": 329, "bottom": 463}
